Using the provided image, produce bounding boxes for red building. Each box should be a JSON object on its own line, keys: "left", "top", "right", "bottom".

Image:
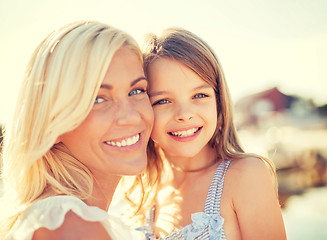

{"left": 235, "top": 87, "right": 295, "bottom": 127}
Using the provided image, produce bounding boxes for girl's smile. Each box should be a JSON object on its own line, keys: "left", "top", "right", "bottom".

{"left": 168, "top": 126, "right": 202, "bottom": 142}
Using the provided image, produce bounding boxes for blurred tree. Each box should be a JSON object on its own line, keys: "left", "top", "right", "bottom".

{"left": 317, "top": 104, "right": 327, "bottom": 117}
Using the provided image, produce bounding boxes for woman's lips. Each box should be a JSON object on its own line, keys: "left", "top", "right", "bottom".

{"left": 104, "top": 133, "right": 141, "bottom": 149}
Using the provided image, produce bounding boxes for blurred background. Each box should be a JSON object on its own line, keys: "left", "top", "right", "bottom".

{"left": 0, "top": 0, "right": 326, "bottom": 239}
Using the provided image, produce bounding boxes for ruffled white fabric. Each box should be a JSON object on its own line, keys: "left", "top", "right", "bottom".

{"left": 5, "top": 195, "right": 140, "bottom": 240}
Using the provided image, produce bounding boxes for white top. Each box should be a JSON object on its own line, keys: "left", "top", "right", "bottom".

{"left": 5, "top": 195, "right": 140, "bottom": 240}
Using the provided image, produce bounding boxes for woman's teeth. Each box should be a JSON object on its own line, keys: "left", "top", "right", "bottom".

{"left": 170, "top": 127, "right": 200, "bottom": 137}
{"left": 106, "top": 134, "right": 140, "bottom": 147}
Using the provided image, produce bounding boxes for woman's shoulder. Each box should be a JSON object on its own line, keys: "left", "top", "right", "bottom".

{"left": 32, "top": 210, "right": 110, "bottom": 240}
{"left": 5, "top": 195, "right": 110, "bottom": 240}
{"left": 27, "top": 195, "right": 110, "bottom": 225}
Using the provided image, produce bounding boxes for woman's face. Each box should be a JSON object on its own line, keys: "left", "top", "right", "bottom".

{"left": 60, "top": 46, "right": 154, "bottom": 177}
{"left": 148, "top": 58, "right": 217, "bottom": 159}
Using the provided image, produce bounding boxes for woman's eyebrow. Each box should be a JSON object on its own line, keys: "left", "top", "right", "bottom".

{"left": 131, "top": 77, "right": 147, "bottom": 86}
{"left": 99, "top": 84, "right": 112, "bottom": 90}
{"left": 99, "top": 77, "right": 147, "bottom": 90}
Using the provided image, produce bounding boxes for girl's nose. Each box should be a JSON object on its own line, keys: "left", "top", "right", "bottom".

{"left": 175, "top": 103, "right": 193, "bottom": 122}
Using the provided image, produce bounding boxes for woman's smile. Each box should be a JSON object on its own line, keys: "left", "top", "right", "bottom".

{"left": 60, "top": 47, "right": 154, "bottom": 176}
{"left": 104, "top": 132, "right": 141, "bottom": 149}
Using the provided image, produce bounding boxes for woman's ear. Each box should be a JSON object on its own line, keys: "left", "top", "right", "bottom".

{"left": 54, "top": 138, "right": 61, "bottom": 145}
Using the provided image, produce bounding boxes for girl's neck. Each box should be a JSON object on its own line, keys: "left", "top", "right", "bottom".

{"left": 170, "top": 158, "right": 218, "bottom": 173}
{"left": 164, "top": 145, "right": 217, "bottom": 171}
{"left": 163, "top": 145, "right": 218, "bottom": 185}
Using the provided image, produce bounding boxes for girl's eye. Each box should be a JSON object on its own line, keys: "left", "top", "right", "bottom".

{"left": 193, "top": 93, "right": 208, "bottom": 99}
{"left": 129, "top": 89, "right": 146, "bottom": 96}
{"left": 153, "top": 99, "right": 170, "bottom": 106}
{"left": 94, "top": 97, "right": 105, "bottom": 104}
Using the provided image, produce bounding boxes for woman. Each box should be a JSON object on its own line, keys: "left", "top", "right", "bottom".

{"left": 126, "top": 28, "right": 286, "bottom": 239}
{"left": 0, "top": 21, "right": 153, "bottom": 239}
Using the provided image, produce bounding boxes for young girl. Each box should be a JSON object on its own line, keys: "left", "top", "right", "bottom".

{"left": 0, "top": 21, "right": 153, "bottom": 239}
{"left": 127, "top": 28, "right": 287, "bottom": 239}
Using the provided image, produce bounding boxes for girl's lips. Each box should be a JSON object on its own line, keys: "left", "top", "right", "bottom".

{"left": 168, "top": 127, "right": 202, "bottom": 142}
{"left": 168, "top": 127, "right": 202, "bottom": 137}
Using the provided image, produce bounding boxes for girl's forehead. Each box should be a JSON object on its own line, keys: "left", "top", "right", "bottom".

{"left": 148, "top": 58, "right": 209, "bottom": 84}
{"left": 148, "top": 61, "right": 215, "bottom": 97}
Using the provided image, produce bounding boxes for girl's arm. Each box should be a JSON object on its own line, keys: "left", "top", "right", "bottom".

{"left": 231, "top": 157, "right": 287, "bottom": 240}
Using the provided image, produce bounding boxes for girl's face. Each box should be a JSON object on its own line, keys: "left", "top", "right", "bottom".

{"left": 148, "top": 58, "right": 217, "bottom": 159}
{"left": 59, "top": 47, "right": 154, "bottom": 178}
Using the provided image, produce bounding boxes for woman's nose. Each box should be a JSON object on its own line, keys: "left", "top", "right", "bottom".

{"left": 116, "top": 101, "right": 141, "bottom": 126}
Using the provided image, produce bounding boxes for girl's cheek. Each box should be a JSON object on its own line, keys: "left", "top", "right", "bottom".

{"left": 153, "top": 109, "right": 166, "bottom": 120}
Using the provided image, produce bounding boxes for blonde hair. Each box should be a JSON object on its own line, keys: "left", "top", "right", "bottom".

{"left": 126, "top": 28, "right": 277, "bottom": 224}
{"left": 0, "top": 20, "right": 141, "bottom": 237}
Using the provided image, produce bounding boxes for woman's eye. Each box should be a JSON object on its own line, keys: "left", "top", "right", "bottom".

{"left": 153, "top": 99, "right": 170, "bottom": 106}
{"left": 129, "top": 89, "right": 146, "bottom": 96}
{"left": 193, "top": 93, "right": 208, "bottom": 99}
{"left": 94, "top": 97, "right": 105, "bottom": 104}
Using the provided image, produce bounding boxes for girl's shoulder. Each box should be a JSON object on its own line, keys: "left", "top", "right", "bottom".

{"left": 221, "top": 157, "right": 285, "bottom": 239}
{"left": 224, "top": 156, "right": 275, "bottom": 200}
{"left": 227, "top": 156, "right": 271, "bottom": 178}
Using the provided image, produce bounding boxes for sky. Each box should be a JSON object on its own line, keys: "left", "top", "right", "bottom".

{"left": 0, "top": 0, "right": 326, "bottom": 125}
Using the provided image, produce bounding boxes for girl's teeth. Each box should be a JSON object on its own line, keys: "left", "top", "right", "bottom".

{"left": 106, "top": 134, "right": 140, "bottom": 147}
{"left": 171, "top": 128, "right": 199, "bottom": 137}
{"left": 186, "top": 129, "right": 193, "bottom": 135}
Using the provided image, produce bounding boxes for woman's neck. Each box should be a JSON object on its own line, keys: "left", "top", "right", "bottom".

{"left": 86, "top": 174, "right": 121, "bottom": 211}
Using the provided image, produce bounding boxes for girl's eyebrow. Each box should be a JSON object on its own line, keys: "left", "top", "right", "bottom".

{"left": 149, "top": 83, "right": 212, "bottom": 97}
{"left": 149, "top": 90, "right": 168, "bottom": 98}
{"left": 100, "top": 77, "right": 147, "bottom": 90}
{"left": 193, "top": 84, "right": 212, "bottom": 91}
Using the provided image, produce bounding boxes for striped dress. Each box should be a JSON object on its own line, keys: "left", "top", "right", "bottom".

{"left": 140, "top": 160, "right": 231, "bottom": 240}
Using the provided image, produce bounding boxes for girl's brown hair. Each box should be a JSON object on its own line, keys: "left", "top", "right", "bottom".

{"left": 125, "top": 28, "right": 277, "bottom": 224}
